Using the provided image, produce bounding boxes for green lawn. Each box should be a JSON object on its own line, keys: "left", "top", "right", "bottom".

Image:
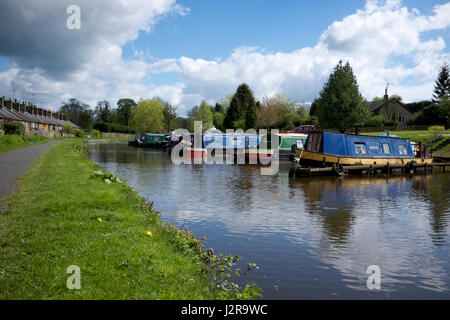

{"left": 0, "top": 134, "right": 51, "bottom": 154}
{"left": 363, "top": 129, "right": 450, "bottom": 157}
{"left": 0, "top": 141, "right": 215, "bottom": 299}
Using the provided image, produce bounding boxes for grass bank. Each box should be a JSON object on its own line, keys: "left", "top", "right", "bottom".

{"left": 0, "top": 141, "right": 215, "bottom": 299}
{"left": 0, "top": 134, "right": 51, "bottom": 154}
{"left": 362, "top": 130, "right": 450, "bottom": 156}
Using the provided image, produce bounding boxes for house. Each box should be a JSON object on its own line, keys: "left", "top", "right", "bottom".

{"left": 368, "top": 89, "right": 413, "bottom": 125}
{"left": 0, "top": 96, "right": 79, "bottom": 134}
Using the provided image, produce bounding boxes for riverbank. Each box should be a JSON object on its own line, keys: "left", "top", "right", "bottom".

{"left": 0, "top": 134, "right": 51, "bottom": 155}
{"left": 0, "top": 140, "right": 216, "bottom": 299}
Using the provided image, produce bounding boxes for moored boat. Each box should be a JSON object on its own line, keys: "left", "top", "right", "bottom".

{"left": 136, "top": 133, "right": 167, "bottom": 149}
{"left": 293, "top": 131, "right": 433, "bottom": 168}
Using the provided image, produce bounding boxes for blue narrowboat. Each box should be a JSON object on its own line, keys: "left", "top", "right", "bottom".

{"left": 294, "top": 131, "right": 433, "bottom": 167}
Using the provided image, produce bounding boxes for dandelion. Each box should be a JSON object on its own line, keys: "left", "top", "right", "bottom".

{"left": 20, "top": 252, "right": 26, "bottom": 256}
{"left": 146, "top": 231, "right": 153, "bottom": 237}
{"left": 98, "top": 218, "right": 103, "bottom": 223}
{"left": 80, "top": 222, "right": 84, "bottom": 225}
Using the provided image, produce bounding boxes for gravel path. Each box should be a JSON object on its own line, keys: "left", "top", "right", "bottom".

{"left": 0, "top": 141, "right": 59, "bottom": 210}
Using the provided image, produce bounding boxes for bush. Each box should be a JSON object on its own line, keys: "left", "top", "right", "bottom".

{"left": 367, "top": 115, "right": 384, "bottom": 127}
{"left": 4, "top": 121, "right": 26, "bottom": 135}
{"left": 428, "top": 126, "right": 445, "bottom": 139}
{"left": 94, "top": 122, "right": 134, "bottom": 134}
{"left": 75, "top": 129, "right": 85, "bottom": 138}
{"left": 89, "top": 129, "right": 101, "bottom": 138}
{"left": 62, "top": 124, "right": 75, "bottom": 134}
{"left": 384, "top": 120, "right": 398, "bottom": 127}
{"left": 0, "top": 120, "right": 4, "bottom": 131}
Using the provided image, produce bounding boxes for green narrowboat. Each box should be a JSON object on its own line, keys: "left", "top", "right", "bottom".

{"left": 137, "top": 133, "right": 167, "bottom": 148}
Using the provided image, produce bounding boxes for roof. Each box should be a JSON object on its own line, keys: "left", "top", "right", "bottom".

{"left": 368, "top": 97, "right": 411, "bottom": 115}
{"left": 1, "top": 106, "right": 78, "bottom": 128}
{"left": 368, "top": 100, "right": 386, "bottom": 112}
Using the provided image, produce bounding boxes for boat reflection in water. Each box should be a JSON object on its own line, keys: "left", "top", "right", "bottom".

{"left": 86, "top": 142, "right": 450, "bottom": 299}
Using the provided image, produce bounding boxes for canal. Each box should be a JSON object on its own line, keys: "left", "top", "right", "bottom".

{"left": 87, "top": 141, "right": 450, "bottom": 299}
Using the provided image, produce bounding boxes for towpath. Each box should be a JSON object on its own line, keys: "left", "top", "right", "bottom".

{"left": 0, "top": 141, "right": 59, "bottom": 210}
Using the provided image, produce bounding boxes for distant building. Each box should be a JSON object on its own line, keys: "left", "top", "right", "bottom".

{"left": 0, "top": 96, "right": 79, "bottom": 133}
{"left": 368, "top": 89, "right": 413, "bottom": 124}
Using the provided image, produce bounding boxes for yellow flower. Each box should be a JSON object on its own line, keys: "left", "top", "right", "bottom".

{"left": 80, "top": 222, "right": 84, "bottom": 225}
{"left": 146, "top": 231, "right": 153, "bottom": 237}
{"left": 21, "top": 252, "right": 26, "bottom": 256}
{"left": 98, "top": 218, "right": 103, "bottom": 222}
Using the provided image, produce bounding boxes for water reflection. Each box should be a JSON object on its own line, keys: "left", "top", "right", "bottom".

{"left": 87, "top": 142, "right": 450, "bottom": 299}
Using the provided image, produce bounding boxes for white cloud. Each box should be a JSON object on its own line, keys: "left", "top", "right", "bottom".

{"left": 0, "top": 0, "right": 449, "bottom": 117}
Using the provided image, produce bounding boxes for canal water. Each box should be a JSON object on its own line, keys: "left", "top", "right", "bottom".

{"left": 87, "top": 141, "right": 450, "bottom": 299}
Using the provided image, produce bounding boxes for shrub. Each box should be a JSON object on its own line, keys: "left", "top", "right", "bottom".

{"left": 4, "top": 121, "right": 26, "bottom": 135}
{"left": 367, "top": 114, "right": 384, "bottom": 127}
{"left": 62, "top": 123, "right": 74, "bottom": 134}
{"left": 384, "top": 120, "right": 398, "bottom": 127}
{"left": 94, "top": 122, "right": 134, "bottom": 134}
{"left": 428, "top": 126, "right": 445, "bottom": 140}
{"left": 75, "top": 129, "right": 85, "bottom": 138}
{"left": 0, "top": 120, "right": 4, "bottom": 131}
{"left": 89, "top": 129, "right": 101, "bottom": 138}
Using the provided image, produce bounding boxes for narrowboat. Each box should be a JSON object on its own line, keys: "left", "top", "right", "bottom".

{"left": 293, "top": 131, "right": 433, "bottom": 168}
{"left": 246, "top": 133, "right": 307, "bottom": 161}
{"left": 278, "top": 133, "right": 307, "bottom": 160}
{"left": 136, "top": 133, "right": 167, "bottom": 149}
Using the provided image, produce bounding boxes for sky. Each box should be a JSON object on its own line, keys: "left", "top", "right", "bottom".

{"left": 0, "top": 0, "right": 449, "bottom": 116}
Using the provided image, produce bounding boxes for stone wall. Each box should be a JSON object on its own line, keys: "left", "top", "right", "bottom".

{"left": 102, "top": 132, "right": 133, "bottom": 139}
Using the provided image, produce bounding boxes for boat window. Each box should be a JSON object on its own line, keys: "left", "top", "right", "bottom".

{"left": 381, "top": 143, "right": 391, "bottom": 154}
{"left": 354, "top": 142, "right": 367, "bottom": 155}
{"left": 307, "top": 136, "right": 313, "bottom": 151}
{"left": 315, "top": 134, "right": 322, "bottom": 152}
{"left": 399, "top": 144, "right": 408, "bottom": 156}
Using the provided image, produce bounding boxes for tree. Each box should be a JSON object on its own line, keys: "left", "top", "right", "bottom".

{"left": 404, "top": 100, "right": 433, "bottom": 114}
{"left": 410, "top": 97, "right": 450, "bottom": 126}
{"left": 130, "top": 99, "right": 165, "bottom": 133}
{"left": 59, "top": 98, "right": 93, "bottom": 129}
{"left": 433, "top": 63, "right": 450, "bottom": 102}
{"left": 316, "top": 60, "right": 369, "bottom": 132}
{"left": 309, "top": 100, "right": 319, "bottom": 117}
{"left": 213, "top": 112, "right": 225, "bottom": 131}
{"left": 95, "top": 100, "right": 113, "bottom": 123}
{"left": 186, "top": 101, "right": 214, "bottom": 132}
{"left": 224, "top": 83, "right": 256, "bottom": 130}
{"left": 214, "top": 102, "right": 225, "bottom": 114}
{"left": 245, "top": 99, "right": 257, "bottom": 130}
{"left": 196, "top": 101, "right": 214, "bottom": 131}
{"left": 163, "top": 103, "right": 178, "bottom": 132}
{"left": 116, "top": 98, "right": 137, "bottom": 126}
{"left": 372, "top": 94, "right": 402, "bottom": 102}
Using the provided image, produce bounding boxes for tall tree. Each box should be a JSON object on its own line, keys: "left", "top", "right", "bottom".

{"left": 116, "top": 98, "right": 137, "bottom": 126}
{"left": 130, "top": 99, "right": 165, "bottom": 133}
{"left": 196, "top": 100, "right": 214, "bottom": 131}
{"left": 95, "top": 100, "right": 113, "bottom": 123}
{"left": 433, "top": 63, "right": 450, "bottom": 102}
{"left": 309, "top": 99, "right": 319, "bottom": 116}
{"left": 316, "top": 60, "right": 369, "bottom": 132}
{"left": 224, "top": 83, "right": 256, "bottom": 130}
{"left": 163, "top": 103, "right": 178, "bottom": 132}
{"left": 59, "top": 98, "right": 93, "bottom": 129}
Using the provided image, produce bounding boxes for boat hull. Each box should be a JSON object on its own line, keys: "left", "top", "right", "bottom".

{"left": 294, "top": 149, "right": 433, "bottom": 167}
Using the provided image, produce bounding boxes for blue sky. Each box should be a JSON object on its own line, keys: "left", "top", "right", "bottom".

{"left": 0, "top": 0, "right": 449, "bottom": 114}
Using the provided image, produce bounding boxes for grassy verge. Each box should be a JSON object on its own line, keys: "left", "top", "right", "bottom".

{"left": 0, "top": 134, "right": 51, "bottom": 154}
{"left": 0, "top": 141, "right": 215, "bottom": 299}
